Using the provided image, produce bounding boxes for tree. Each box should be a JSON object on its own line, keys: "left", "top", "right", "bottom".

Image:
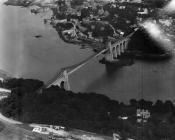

{"left": 71, "top": 0, "right": 85, "bottom": 7}
{"left": 153, "top": 100, "right": 164, "bottom": 113}
{"left": 143, "top": 0, "right": 166, "bottom": 8}
{"left": 129, "top": 99, "right": 137, "bottom": 107}
{"left": 164, "top": 100, "right": 173, "bottom": 113}
{"left": 154, "top": 122, "right": 173, "bottom": 139}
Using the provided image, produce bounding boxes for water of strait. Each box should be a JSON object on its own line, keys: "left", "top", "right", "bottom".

{"left": 1, "top": 3, "right": 175, "bottom": 103}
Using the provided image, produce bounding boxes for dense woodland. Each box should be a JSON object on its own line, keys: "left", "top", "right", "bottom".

{"left": 1, "top": 78, "right": 175, "bottom": 139}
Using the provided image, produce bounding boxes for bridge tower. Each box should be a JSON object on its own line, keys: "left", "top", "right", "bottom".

{"left": 47, "top": 70, "right": 70, "bottom": 90}
{"left": 106, "top": 41, "right": 113, "bottom": 61}
{"left": 105, "top": 37, "right": 130, "bottom": 62}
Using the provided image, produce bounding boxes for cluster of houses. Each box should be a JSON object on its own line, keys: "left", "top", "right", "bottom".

{"left": 136, "top": 109, "right": 151, "bottom": 123}
{"left": 51, "top": 0, "right": 155, "bottom": 42}
{"left": 34, "top": 0, "right": 174, "bottom": 40}
{"left": 31, "top": 123, "right": 107, "bottom": 140}
{"left": 114, "top": 109, "right": 151, "bottom": 140}
{"left": 29, "top": 0, "right": 173, "bottom": 44}
{"left": 0, "top": 77, "right": 11, "bottom": 100}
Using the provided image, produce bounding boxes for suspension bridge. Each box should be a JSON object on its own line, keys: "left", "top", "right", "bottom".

{"left": 38, "top": 29, "right": 137, "bottom": 92}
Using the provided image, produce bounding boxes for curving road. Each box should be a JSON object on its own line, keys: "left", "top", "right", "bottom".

{"left": 0, "top": 113, "right": 45, "bottom": 140}
{"left": 0, "top": 112, "right": 112, "bottom": 140}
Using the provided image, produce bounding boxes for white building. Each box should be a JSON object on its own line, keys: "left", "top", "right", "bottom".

{"left": 0, "top": 77, "right": 4, "bottom": 83}
{"left": 0, "top": 88, "right": 11, "bottom": 93}
{"left": 113, "top": 133, "right": 121, "bottom": 140}
{"left": 159, "top": 19, "right": 173, "bottom": 27}
{"left": 130, "top": 0, "right": 142, "bottom": 3}
{"left": 137, "top": 8, "right": 148, "bottom": 15}
{"left": 137, "top": 109, "right": 150, "bottom": 123}
{"left": 119, "top": 0, "right": 130, "bottom": 3}
{"left": 119, "top": 5, "right": 126, "bottom": 9}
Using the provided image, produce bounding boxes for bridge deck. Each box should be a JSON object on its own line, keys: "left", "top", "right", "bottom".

{"left": 39, "top": 30, "right": 138, "bottom": 90}
{"left": 44, "top": 48, "right": 108, "bottom": 88}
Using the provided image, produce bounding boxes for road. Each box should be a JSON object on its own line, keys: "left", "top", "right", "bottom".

{"left": 0, "top": 124, "right": 37, "bottom": 140}
{"left": 0, "top": 112, "right": 113, "bottom": 140}
{"left": 0, "top": 90, "right": 39, "bottom": 139}
{"left": 0, "top": 113, "right": 46, "bottom": 140}
{"left": 0, "top": 113, "right": 109, "bottom": 140}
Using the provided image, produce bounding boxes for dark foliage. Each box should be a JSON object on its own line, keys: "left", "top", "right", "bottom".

{"left": 0, "top": 122, "right": 5, "bottom": 132}
{"left": 143, "top": 0, "right": 166, "bottom": 8}
{"left": 70, "top": 0, "right": 85, "bottom": 7}
{"left": 1, "top": 78, "right": 175, "bottom": 139}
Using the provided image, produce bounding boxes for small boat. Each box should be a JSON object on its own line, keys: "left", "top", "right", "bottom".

{"left": 35, "top": 35, "right": 42, "bottom": 38}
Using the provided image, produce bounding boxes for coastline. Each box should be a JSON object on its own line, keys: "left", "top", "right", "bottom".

{"left": 54, "top": 25, "right": 105, "bottom": 51}
{"left": 2, "top": 0, "right": 171, "bottom": 62}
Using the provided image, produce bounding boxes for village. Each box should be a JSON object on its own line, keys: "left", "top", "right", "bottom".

{"left": 5, "top": 0, "right": 174, "bottom": 48}
{"left": 39, "top": 0, "right": 174, "bottom": 48}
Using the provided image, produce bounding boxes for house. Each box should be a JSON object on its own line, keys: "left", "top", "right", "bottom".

{"left": 98, "top": 7, "right": 105, "bottom": 15}
{"left": 65, "top": 0, "right": 71, "bottom": 7}
{"left": 119, "top": 5, "right": 126, "bottom": 9}
{"left": 159, "top": 19, "right": 173, "bottom": 26}
{"left": 0, "top": 88, "right": 11, "bottom": 93}
{"left": 118, "top": 116, "right": 128, "bottom": 120}
{"left": 130, "top": 0, "right": 142, "bottom": 3}
{"left": 137, "top": 8, "right": 148, "bottom": 15}
{"left": 113, "top": 133, "right": 121, "bottom": 140}
{"left": 136, "top": 17, "right": 143, "bottom": 22}
{"left": 137, "top": 109, "right": 150, "bottom": 123}
{"left": 0, "top": 77, "right": 4, "bottom": 83}
{"left": 88, "top": 32, "right": 93, "bottom": 39}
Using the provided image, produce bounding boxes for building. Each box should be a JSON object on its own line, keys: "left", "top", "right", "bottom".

{"left": 137, "top": 8, "right": 148, "bottom": 15}
{"left": 137, "top": 109, "right": 150, "bottom": 123}
{"left": 0, "top": 77, "right": 4, "bottom": 83}
{"left": 119, "top": 0, "right": 130, "bottom": 3}
{"left": 159, "top": 18, "right": 173, "bottom": 27}
{"left": 113, "top": 133, "right": 121, "bottom": 140}
{"left": 0, "top": 88, "right": 11, "bottom": 93}
{"left": 65, "top": 0, "right": 71, "bottom": 7}
{"left": 130, "top": 0, "right": 142, "bottom": 3}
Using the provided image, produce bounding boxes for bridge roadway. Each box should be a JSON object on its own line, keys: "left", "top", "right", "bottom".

{"left": 41, "top": 30, "right": 138, "bottom": 90}
{"left": 45, "top": 48, "right": 108, "bottom": 88}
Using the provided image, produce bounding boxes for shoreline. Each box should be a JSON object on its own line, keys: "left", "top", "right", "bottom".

{"left": 3, "top": 0, "right": 172, "bottom": 61}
